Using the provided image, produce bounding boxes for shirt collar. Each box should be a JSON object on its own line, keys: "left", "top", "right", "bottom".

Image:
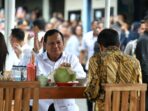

{"left": 106, "top": 46, "right": 120, "bottom": 51}
{"left": 43, "top": 52, "right": 48, "bottom": 60}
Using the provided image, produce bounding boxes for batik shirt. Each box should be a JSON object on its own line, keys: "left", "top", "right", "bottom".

{"left": 84, "top": 46, "right": 142, "bottom": 111}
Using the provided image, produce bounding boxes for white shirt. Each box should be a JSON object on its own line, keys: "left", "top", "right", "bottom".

{"left": 36, "top": 51, "right": 86, "bottom": 111}
{"left": 19, "top": 44, "right": 32, "bottom": 66}
{"left": 124, "top": 39, "right": 137, "bottom": 56}
{"left": 81, "top": 31, "right": 97, "bottom": 70}
{"left": 28, "top": 31, "right": 45, "bottom": 49}
{"left": 64, "top": 35, "right": 82, "bottom": 57}
{"left": 5, "top": 47, "right": 20, "bottom": 71}
{"left": 5, "top": 44, "right": 32, "bottom": 71}
{"left": 36, "top": 51, "right": 86, "bottom": 79}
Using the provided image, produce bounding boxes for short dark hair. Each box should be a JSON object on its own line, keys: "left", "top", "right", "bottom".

{"left": 33, "top": 19, "right": 45, "bottom": 30}
{"left": 97, "top": 29, "right": 120, "bottom": 48}
{"left": 0, "top": 32, "right": 8, "bottom": 74}
{"left": 44, "top": 29, "right": 64, "bottom": 43}
{"left": 11, "top": 28, "right": 25, "bottom": 41}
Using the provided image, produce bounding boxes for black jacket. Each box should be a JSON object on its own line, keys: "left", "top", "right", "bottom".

{"left": 135, "top": 32, "right": 148, "bottom": 82}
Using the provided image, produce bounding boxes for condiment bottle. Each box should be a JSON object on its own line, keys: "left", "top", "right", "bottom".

{"left": 27, "top": 53, "right": 36, "bottom": 81}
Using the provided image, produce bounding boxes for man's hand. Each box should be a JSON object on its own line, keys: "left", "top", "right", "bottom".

{"left": 27, "top": 31, "right": 34, "bottom": 40}
{"left": 12, "top": 43, "right": 22, "bottom": 58}
{"left": 33, "top": 33, "right": 44, "bottom": 53}
{"left": 60, "top": 62, "right": 71, "bottom": 67}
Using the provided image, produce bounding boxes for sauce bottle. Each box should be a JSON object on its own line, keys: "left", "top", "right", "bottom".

{"left": 27, "top": 53, "right": 36, "bottom": 81}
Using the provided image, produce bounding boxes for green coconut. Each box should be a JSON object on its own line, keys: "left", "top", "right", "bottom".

{"left": 54, "top": 67, "right": 76, "bottom": 82}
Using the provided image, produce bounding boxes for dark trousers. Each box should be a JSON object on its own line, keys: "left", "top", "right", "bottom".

{"left": 82, "top": 64, "right": 93, "bottom": 111}
{"left": 48, "top": 103, "right": 55, "bottom": 111}
{"left": 146, "top": 91, "right": 148, "bottom": 111}
{"left": 87, "top": 100, "right": 93, "bottom": 111}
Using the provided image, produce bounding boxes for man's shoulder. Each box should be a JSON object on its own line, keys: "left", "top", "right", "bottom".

{"left": 90, "top": 53, "right": 101, "bottom": 62}
{"left": 138, "top": 34, "right": 148, "bottom": 41}
{"left": 36, "top": 52, "right": 45, "bottom": 60}
{"left": 100, "top": 50, "right": 139, "bottom": 66}
{"left": 121, "top": 53, "right": 140, "bottom": 66}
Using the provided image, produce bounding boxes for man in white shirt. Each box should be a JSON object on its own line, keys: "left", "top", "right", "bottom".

{"left": 80, "top": 20, "right": 103, "bottom": 71}
{"left": 5, "top": 28, "right": 32, "bottom": 70}
{"left": 35, "top": 29, "right": 86, "bottom": 111}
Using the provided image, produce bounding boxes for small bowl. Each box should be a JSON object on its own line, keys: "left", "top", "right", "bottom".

{"left": 56, "top": 82, "right": 79, "bottom": 87}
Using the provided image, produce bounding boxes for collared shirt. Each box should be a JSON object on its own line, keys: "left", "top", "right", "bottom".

{"left": 35, "top": 51, "right": 86, "bottom": 111}
{"left": 81, "top": 31, "right": 98, "bottom": 70}
{"left": 84, "top": 46, "right": 142, "bottom": 111}
{"left": 36, "top": 51, "right": 86, "bottom": 79}
{"left": 5, "top": 44, "right": 32, "bottom": 70}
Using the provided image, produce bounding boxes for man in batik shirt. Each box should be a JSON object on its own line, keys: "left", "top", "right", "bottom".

{"left": 84, "top": 29, "right": 142, "bottom": 111}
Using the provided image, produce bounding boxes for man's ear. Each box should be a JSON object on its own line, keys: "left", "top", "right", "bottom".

{"left": 99, "top": 44, "right": 103, "bottom": 52}
{"left": 99, "top": 44, "right": 105, "bottom": 52}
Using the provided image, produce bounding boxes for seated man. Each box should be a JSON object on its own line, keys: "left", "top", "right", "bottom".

{"left": 35, "top": 29, "right": 86, "bottom": 111}
{"left": 6, "top": 28, "right": 32, "bottom": 70}
{"left": 84, "top": 29, "right": 142, "bottom": 111}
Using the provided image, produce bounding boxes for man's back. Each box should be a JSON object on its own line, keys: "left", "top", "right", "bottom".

{"left": 84, "top": 29, "right": 142, "bottom": 111}
{"left": 85, "top": 46, "right": 142, "bottom": 111}
{"left": 97, "top": 47, "right": 142, "bottom": 84}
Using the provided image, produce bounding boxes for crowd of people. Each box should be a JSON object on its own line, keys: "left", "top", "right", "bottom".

{"left": 0, "top": 6, "right": 148, "bottom": 111}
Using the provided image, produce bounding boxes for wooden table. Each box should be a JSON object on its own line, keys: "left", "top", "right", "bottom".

{"left": 39, "top": 86, "right": 86, "bottom": 99}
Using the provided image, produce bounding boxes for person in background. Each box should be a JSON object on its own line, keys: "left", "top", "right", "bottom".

{"left": 80, "top": 20, "right": 104, "bottom": 71}
{"left": 5, "top": 28, "right": 32, "bottom": 70}
{"left": 124, "top": 20, "right": 146, "bottom": 56}
{"left": 0, "top": 32, "right": 8, "bottom": 74}
{"left": 65, "top": 25, "right": 83, "bottom": 57}
{"left": 28, "top": 19, "right": 46, "bottom": 53}
{"left": 119, "top": 22, "right": 130, "bottom": 51}
{"left": 84, "top": 29, "right": 142, "bottom": 111}
{"left": 29, "top": 8, "right": 43, "bottom": 28}
{"left": 135, "top": 16, "right": 148, "bottom": 111}
{"left": 128, "top": 22, "right": 141, "bottom": 41}
{"left": 45, "top": 22, "right": 55, "bottom": 31}
{"left": 35, "top": 29, "right": 86, "bottom": 111}
{"left": 15, "top": 6, "right": 28, "bottom": 26}
{"left": 135, "top": 15, "right": 148, "bottom": 84}
{"left": 0, "top": 8, "right": 5, "bottom": 34}
{"left": 79, "top": 20, "right": 103, "bottom": 111}
{"left": 58, "top": 24, "right": 72, "bottom": 48}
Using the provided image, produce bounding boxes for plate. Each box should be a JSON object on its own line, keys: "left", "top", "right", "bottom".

{"left": 56, "top": 82, "right": 79, "bottom": 86}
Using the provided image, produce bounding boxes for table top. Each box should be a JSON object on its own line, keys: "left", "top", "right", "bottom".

{"left": 39, "top": 86, "right": 86, "bottom": 99}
